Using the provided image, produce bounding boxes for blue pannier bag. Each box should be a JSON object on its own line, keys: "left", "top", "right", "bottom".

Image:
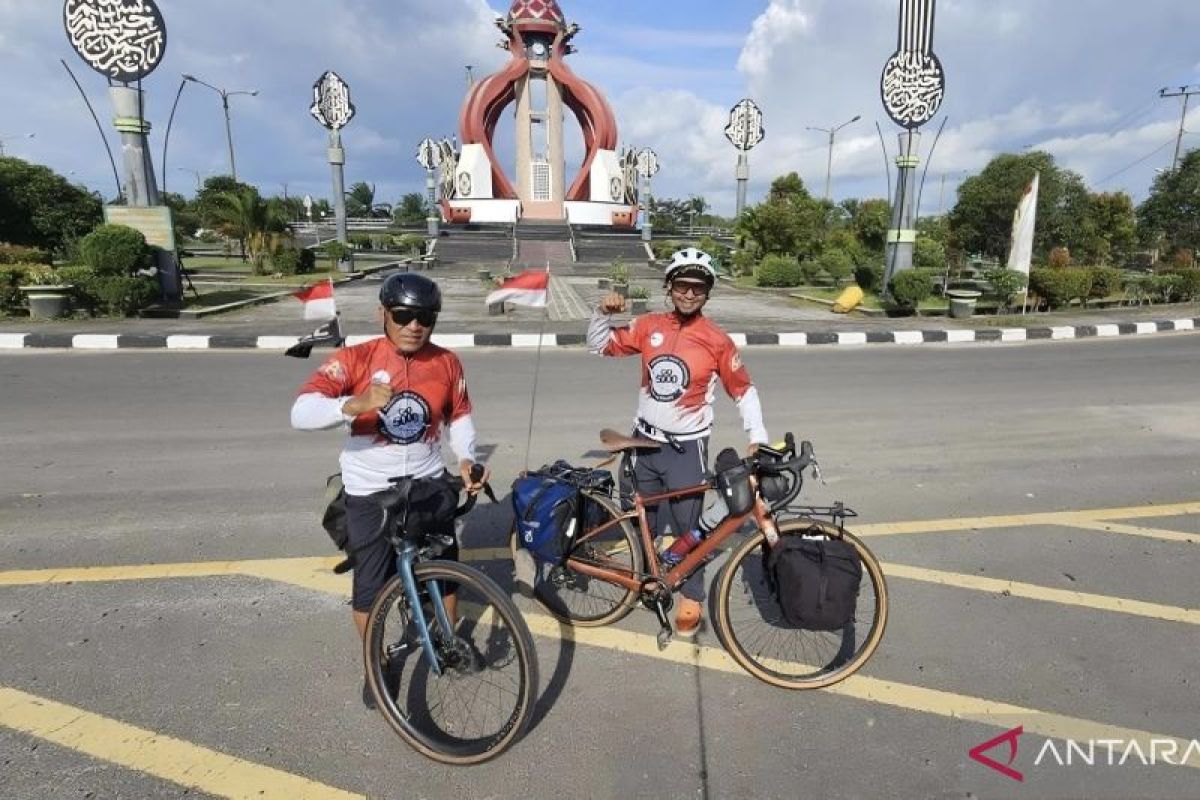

{"left": 512, "top": 461, "right": 613, "bottom": 563}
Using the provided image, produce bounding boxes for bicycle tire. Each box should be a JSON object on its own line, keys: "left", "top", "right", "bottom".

{"left": 363, "top": 560, "right": 538, "bottom": 764}
{"left": 714, "top": 518, "right": 888, "bottom": 690}
{"left": 511, "top": 491, "right": 645, "bottom": 627}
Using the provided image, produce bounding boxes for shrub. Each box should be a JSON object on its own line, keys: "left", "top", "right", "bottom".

{"left": 1048, "top": 246, "right": 1072, "bottom": 269}
{"left": 1159, "top": 267, "right": 1200, "bottom": 301}
{"left": 79, "top": 224, "right": 149, "bottom": 276}
{"left": 799, "top": 259, "right": 826, "bottom": 285}
{"left": 1030, "top": 267, "right": 1091, "bottom": 309}
{"left": 854, "top": 263, "right": 885, "bottom": 293}
{"left": 1086, "top": 266, "right": 1123, "bottom": 299}
{"left": 607, "top": 257, "right": 630, "bottom": 285}
{"left": 394, "top": 234, "right": 425, "bottom": 255}
{"left": 651, "top": 241, "right": 679, "bottom": 261}
{"left": 348, "top": 233, "right": 373, "bottom": 250}
{"left": 322, "top": 240, "right": 352, "bottom": 268}
{"left": 888, "top": 269, "right": 934, "bottom": 309}
{"left": 0, "top": 243, "right": 52, "bottom": 265}
{"left": 817, "top": 248, "right": 855, "bottom": 281}
{"left": 85, "top": 275, "right": 158, "bottom": 316}
{"left": 981, "top": 267, "right": 1028, "bottom": 306}
{"left": 755, "top": 254, "right": 803, "bottom": 287}
{"left": 729, "top": 249, "right": 755, "bottom": 278}
{"left": 271, "top": 248, "right": 315, "bottom": 276}
{"left": 1, "top": 264, "right": 38, "bottom": 312}
{"left": 628, "top": 284, "right": 649, "bottom": 299}
{"left": 1170, "top": 249, "right": 1195, "bottom": 269}
{"left": 913, "top": 236, "right": 946, "bottom": 271}
{"left": 17, "top": 266, "right": 65, "bottom": 286}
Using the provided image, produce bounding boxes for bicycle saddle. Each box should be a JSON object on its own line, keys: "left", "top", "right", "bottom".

{"left": 599, "top": 428, "right": 662, "bottom": 453}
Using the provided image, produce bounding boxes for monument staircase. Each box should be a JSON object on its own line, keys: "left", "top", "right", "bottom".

{"left": 514, "top": 220, "right": 574, "bottom": 269}
{"left": 434, "top": 224, "right": 515, "bottom": 267}
{"left": 572, "top": 225, "right": 654, "bottom": 268}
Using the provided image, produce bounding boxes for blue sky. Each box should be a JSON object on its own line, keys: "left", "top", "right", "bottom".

{"left": 3, "top": 0, "right": 1200, "bottom": 215}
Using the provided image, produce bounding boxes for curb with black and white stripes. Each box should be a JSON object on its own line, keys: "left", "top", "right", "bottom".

{"left": 0, "top": 317, "right": 1196, "bottom": 351}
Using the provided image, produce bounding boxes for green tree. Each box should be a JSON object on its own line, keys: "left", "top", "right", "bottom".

{"left": 851, "top": 198, "right": 891, "bottom": 253}
{"left": 161, "top": 192, "right": 201, "bottom": 244}
{"left": 736, "top": 173, "right": 825, "bottom": 259}
{"left": 393, "top": 192, "right": 428, "bottom": 225}
{"left": 948, "top": 151, "right": 1091, "bottom": 260}
{"left": 209, "top": 185, "right": 287, "bottom": 265}
{"left": 345, "top": 182, "right": 391, "bottom": 218}
{"left": 194, "top": 176, "right": 254, "bottom": 230}
{"left": 913, "top": 236, "right": 946, "bottom": 271}
{"left": 1137, "top": 149, "right": 1200, "bottom": 256}
{"left": 0, "top": 157, "right": 103, "bottom": 254}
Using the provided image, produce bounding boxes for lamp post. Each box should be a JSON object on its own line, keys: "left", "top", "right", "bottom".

{"left": 182, "top": 74, "right": 258, "bottom": 182}
{"left": 807, "top": 115, "right": 860, "bottom": 201}
{"left": 177, "top": 167, "right": 203, "bottom": 192}
{"left": 0, "top": 132, "right": 35, "bottom": 156}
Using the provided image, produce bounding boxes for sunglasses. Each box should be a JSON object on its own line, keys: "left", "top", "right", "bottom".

{"left": 670, "top": 282, "right": 710, "bottom": 297}
{"left": 388, "top": 307, "right": 438, "bottom": 328}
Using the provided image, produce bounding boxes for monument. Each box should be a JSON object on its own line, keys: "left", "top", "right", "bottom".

{"left": 444, "top": 0, "right": 635, "bottom": 227}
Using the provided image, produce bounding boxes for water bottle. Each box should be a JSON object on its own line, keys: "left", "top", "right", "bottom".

{"left": 661, "top": 529, "right": 703, "bottom": 566}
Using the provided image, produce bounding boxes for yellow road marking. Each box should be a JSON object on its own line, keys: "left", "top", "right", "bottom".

{"left": 855, "top": 500, "right": 1200, "bottom": 537}
{"left": 1060, "top": 519, "right": 1199, "bottom": 544}
{"left": 0, "top": 686, "right": 363, "bottom": 799}
{"left": 883, "top": 563, "right": 1200, "bottom": 625}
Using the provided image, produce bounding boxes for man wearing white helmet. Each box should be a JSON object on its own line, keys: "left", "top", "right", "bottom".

{"left": 587, "top": 247, "right": 769, "bottom": 636}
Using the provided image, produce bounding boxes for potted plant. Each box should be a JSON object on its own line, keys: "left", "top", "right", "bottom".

{"left": 488, "top": 269, "right": 513, "bottom": 315}
{"left": 608, "top": 257, "right": 630, "bottom": 297}
{"left": 18, "top": 266, "right": 74, "bottom": 319}
{"left": 628, "top": 284, "right": 649, "bottom": 314}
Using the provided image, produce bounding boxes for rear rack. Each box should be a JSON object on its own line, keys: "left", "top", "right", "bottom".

{"left": 776, "top": 501, "right": 857, "bottom": 532}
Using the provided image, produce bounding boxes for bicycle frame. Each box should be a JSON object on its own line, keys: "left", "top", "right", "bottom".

{"left": 565, "top": 481, "right": 776, "bottom": 595}
{"left": 394, "top": 543, "right": 448, "bottom": 677}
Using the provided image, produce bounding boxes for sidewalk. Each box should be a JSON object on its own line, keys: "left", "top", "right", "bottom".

{"left": 1, "top": 265, "right": 1197, "bottom": 350}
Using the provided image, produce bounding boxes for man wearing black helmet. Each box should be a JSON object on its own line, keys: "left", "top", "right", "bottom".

{"left": 291, "top": 273, "right": 489, "bottom": 707}
{"left": 588, "top": 247, "right": 769, "bottom": 636}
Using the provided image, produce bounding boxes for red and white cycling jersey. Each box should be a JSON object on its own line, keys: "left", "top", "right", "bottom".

{"left": 291, "top": 338, "right": 475, "bottom": 495}
{"left": 588, "top": 310, "right": 768, "bottom": 444}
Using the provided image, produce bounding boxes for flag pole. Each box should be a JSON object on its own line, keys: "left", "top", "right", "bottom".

{"left": 520, "top": 261, "right": 552, "bottom": 472}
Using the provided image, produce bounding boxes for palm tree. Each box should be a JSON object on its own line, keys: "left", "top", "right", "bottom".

{"left": 211, "top": 186, "right": 288, "bottom": 269}
{"left": 345, "top": 182, "right": 392, "bottom": 219}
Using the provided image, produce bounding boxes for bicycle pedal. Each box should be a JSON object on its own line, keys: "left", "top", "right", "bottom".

{"left": 656, "top": 628, "right": 673, "bottom": 651}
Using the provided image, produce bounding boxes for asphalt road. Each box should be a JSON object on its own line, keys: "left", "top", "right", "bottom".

{"left": 1, "top": 334, "right": 1199, "bottom": 799}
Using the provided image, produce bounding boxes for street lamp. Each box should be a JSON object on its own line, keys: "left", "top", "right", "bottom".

{"left": 182, "top": 74, "right": 258, "bottom": 182}
{"left": 0, "top": 132, "right": 35, "bottom": 156}
{"left": 177, "top": 167, "right": 204, "bottom": 191}
{"left": 806, "top": 115, "right": 861, "bottom": 201}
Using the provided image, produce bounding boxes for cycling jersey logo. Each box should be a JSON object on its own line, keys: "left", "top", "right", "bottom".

{"left": 379, "top": 391, "right": 431, "bottom": 445}
{"left": 647, "top": 355, "right": 690, "bottom": 401}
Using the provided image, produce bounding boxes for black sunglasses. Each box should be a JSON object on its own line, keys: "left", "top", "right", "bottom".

{"left": 670, "top": 282, "right": 710, "bottom": 297}
{"left": 389, "top": 307, "right": 437, "bottom": 328}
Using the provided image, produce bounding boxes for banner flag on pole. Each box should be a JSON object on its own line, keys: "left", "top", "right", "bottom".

{"left": 1006, "top": 172, "right": 1040, "bottom": 279}
{"left": 485, "top": 269, "right": 550, "bottom": 308}
{"left": 293, "top": 278, "right": 337, "bottom": 320}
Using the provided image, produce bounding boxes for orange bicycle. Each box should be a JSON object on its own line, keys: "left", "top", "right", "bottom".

{"left": 513, "top": 429, "right": 888, "bottom": 690}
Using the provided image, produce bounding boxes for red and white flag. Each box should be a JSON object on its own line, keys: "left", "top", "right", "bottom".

{"left": 293, "top": 279, "right": 337, "bottom": 320}
{"left": 486, "top": 269, "right": 549, "bottom": 308}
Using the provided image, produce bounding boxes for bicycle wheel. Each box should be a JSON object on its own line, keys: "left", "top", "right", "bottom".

{"left": 714, "top": 518, "right": 888, "bottom": 690}
{"left": 512, "top": 491, "right": 645, "bottom": 627}
{"left": 363, "top": 560, "right": 538, "bottom": 764}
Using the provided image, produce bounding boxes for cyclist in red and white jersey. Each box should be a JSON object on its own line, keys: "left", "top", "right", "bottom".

{"left": 291, "top": 273, "right": 489, "bottom": 707}
{"left": 587, "top": 247, "right": 769, "bottom": 635}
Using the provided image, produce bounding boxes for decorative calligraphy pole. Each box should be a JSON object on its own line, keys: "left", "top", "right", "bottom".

{"left": 310, "top": 71, "right": 356, "bottom": 253}
{"left": 62, "top": 0, "right": 181, "bottom": 302}
{"left": 879, "top": 0, "right": 945, "bottom": 293}
{"left": 725, "top": 99, "right": 765, "bottom": 218}
{"left": 416, "top": 137, "right": 443, "bottom": 240}
{"left": 635, "top": 148, "right": 660, "bottom": 243}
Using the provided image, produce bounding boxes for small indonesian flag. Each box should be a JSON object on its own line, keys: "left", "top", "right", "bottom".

{"left": 293, "top": 279, "right": 337, "bottom": 320}
{"left": 486, "top": 269, "right": 549, "bottom": 308}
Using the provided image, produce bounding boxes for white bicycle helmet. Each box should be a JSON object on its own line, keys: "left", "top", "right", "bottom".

{"left": 664, "top": 247, "right": 717, "bottom": 288}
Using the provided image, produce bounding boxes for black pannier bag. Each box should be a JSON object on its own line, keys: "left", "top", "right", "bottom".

{"left": 767, "top": 532, "right": 863, "bottom": 631}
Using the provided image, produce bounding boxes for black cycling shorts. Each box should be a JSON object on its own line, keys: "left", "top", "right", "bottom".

{"left": 344, "top": 478, "right": 459, "bottom": 612}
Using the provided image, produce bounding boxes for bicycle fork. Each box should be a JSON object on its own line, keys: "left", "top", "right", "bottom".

{"left": 395, "top": 544, "right": 451, "bottom": 677}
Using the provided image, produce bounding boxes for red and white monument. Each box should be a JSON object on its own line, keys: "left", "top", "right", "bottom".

{"left": 443, "top": 0, "right": 636, "bottom": 227}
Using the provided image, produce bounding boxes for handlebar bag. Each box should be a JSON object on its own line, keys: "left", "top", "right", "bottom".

{"left": 767, "top": 534, "right": 862, "bottom": 631}
{"left": 715, "top": 457, "right": 755, "bottom": 517}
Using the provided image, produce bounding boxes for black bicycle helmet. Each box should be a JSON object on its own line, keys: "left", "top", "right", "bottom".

{"left": 379, "top": 273, "right": 442, "bottom": 312}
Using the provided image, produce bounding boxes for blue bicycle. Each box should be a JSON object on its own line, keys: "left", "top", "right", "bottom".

{"left": 359, "top": 468, "right": 538, "bottom": 764}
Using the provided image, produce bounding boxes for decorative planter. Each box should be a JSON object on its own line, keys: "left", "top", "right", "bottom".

{"left": 630, "top": 298, "right": 648, "bottom": 314}
{"left": 612, "top": 282, "right": 629, "bottom": 298}
{"left": 478, "top": 268, "right": 492, "bottom": 283}
{"left": 19, "top": 285, "right": 73, "bottom": 320}
{"left": 336, "top": 258, "right": 354, "bottom": 274}
{"left": 597, "top": 277, "right": 611, "bottom": 289}
{"left": 488, "top": 301, "right": 506, "bottom": 316}
{"left": 946, "top": 289, "right": 982, "bottom": 319}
